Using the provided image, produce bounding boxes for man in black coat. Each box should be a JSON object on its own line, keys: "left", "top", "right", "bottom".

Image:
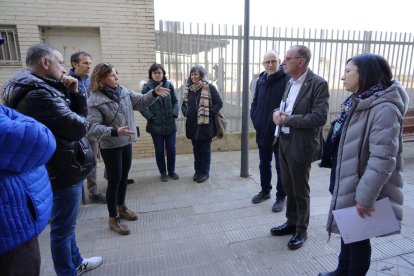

{"left": 3, "top": 44, "right": 102, "bottom": 275}
{"left": 250, "top": 50, "right": 290, "bottom": 212}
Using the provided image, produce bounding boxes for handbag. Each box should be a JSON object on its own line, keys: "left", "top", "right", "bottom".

{"left": 214, "top": 111, "right": 227, "bottom": 139}
{"left": 207, "top": 88, "right": 227, "bottom": 139}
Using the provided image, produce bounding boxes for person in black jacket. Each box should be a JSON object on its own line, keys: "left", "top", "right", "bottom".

{"left": 181, "top": 65, "right": 223, "bottom": 183}
{"left": 250, "top": 50, "right": 290, "bottom": 212}
{"left": 140, "top": 64, "right": 179, "bottom": 182}
{"left": 3, "top": 44, "right": 102, "bottom": 276}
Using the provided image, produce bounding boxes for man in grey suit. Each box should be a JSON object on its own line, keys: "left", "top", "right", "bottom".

{"left": 270, "top": 45, "right": 329, "bottom": 250}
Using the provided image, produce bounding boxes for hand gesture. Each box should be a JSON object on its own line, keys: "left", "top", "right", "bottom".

{"left": 117, "top": 126, "right": 134, "bottom": 137}
{"left": 155, "top": 82, "right": 171, "bottom": 97}
{"left": 61, "top": 75, "right": 79, "bottom": 93}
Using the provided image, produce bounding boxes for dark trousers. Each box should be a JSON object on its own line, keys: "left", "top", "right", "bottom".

{"left": 0, "top": 237, "right": 40, "bottom": 276}
{"left": 151, "top": 132, "right": 177, "bottom": 174}
{"left": 191, "top": 138, "right": 212, "bottom": 175}
{"left": 258, "top": 144, "right": 285, "bottom": 199}
{"left": 101, "top": 144, "right": 132, "bottom": 218}
{"left": 279, "top": 134, "right": 311, "bottom": 232}
{"left": 337, "top": 238, "right": 371, "bottom": 275}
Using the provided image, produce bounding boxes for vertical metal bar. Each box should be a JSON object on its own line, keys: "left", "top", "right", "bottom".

{"left": 240, "top": 0, "right": 250, "bottom": 178}
{"left": 237, "top": 25, "right": 243, "bottom": 113}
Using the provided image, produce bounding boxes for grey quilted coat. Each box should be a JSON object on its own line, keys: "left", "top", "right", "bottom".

{"left": 87, "top": 85, "right": 157, "bottom": 149}
{"left": 327, "top": 81, "right": 409, "bottom": 235}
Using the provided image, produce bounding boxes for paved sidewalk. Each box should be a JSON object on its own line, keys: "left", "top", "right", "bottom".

{"left": 38, "top": 143, "right": 414, "bottom": 275}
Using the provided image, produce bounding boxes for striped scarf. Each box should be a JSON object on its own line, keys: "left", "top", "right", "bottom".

{"left": 184, "top": 81, "right": 210, "bottom": 125}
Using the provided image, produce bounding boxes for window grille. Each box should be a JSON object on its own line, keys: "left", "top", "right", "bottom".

{"left": 0, "top": 26, "right": 21, "bottom": 65}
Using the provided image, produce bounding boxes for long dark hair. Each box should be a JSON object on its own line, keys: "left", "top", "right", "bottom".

{"left": 148, "top": 63, "right": 167, "bottom": 82}
{"left": 347, "top": 53, "right": 393, "bottom": 93}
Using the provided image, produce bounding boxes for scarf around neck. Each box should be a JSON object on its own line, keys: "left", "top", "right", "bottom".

{"left": 331, "top": 83, "right": 390, "bottom": 142}
{"left": 101, "top": 85, "right": 122, "bottom": 102}
{"left": 184, "top": 81, "right": 210, "bottom": 124}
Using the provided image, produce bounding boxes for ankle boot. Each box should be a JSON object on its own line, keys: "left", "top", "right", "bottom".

{"left": 118, "top": 205, "right": 138, "bottom": 221}
{"left": 108, "top": 217, "right": 130, "bottom": 235}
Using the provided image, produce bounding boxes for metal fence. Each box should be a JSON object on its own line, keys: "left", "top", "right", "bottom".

{"left": 156, "top": 20, "right": 414, "bottom": 135}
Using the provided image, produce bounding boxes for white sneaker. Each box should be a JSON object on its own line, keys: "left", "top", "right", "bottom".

{"left": 77, "top": 256, "right": 103, "bottom": 275}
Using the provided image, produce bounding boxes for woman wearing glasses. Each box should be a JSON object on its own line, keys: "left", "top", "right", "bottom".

{"left": 87, "top": 62, "right": 170, "bottom": 235}
{"left": 319, "top": 53, "right": 408, "bottom": 276}
{"left": 140, "top": 64, "right": 179, "bottom": 182}
{"left": 181, "top": 65, "right": 223, "bottom": 183}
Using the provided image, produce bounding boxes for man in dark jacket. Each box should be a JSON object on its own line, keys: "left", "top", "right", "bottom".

{"left": 250, "top": 50, "right": 290, "bottom": 212}
{"left": 3, "top": 44, "right": 102, "bottom": 275}
{"left": 271, "top": 45, "right": 329, "bottom": 250}
{"left": 69, "top": 51, "right": 107, "bottom": 204}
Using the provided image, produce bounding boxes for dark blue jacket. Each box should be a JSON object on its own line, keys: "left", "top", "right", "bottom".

{"left": 0, "top": 104, "right": 56, "bottom": 254}
{"left": 68, "top": 68, "right": 90, "bottom": 97}
{"left": 3, "top": 70, "right": 95, "bottom": 190}
{"left": 250, "top": 66, "right": 290, "bottom": 147}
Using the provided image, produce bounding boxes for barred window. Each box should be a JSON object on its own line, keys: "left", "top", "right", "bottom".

{"left": 0, "top": 26, "right": 21, "bottom": 65}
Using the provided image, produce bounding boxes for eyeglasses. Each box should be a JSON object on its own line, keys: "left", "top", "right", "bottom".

{"left": 102, "top": 62, "right": 111, "bottom": 67}
{"left": 285, "top": 56, "right": 303, "bottom": 61}
{"left": 263, "top": 60, "right": 278, "bottom": 65}
{"left": 152, "top": 71, "right": 163, "bottom": 75}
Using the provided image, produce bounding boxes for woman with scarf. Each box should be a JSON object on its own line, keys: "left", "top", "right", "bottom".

{"left": 318, "top": 54, "right": 409, "bottom": 276}
{"left": 140, "top": 64, "right": 179, "bottom": 182}
{"left": 87, "top": 62, "right": 170, "bottom": 235}
{"left": 181, "top": 65, "right": 223, "bottom": 183}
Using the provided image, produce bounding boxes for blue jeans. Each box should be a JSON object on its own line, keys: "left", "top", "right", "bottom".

{"left": 191, "top": 138, "right": 212, "bottom": 175}
{"left": 258, "top": 144, "right": 285, "bottom": 199}
{"left": 337, "top": 238, "right": 371, "bottom": 276}
{"left": 151, "top": 132, "right": 177, "bottom": 174}
{"left": 50, "top": 181, "right": 83, "bottom": 276}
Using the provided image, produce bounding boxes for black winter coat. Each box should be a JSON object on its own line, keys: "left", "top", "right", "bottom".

{"left": 181, "top": 83, "right": 223, "bottom": 140}
{"left": 3, "top": 70, "right": 95, "bottom": 190}
{"left": 140, "top": 80, "right": 179, "bottom": 135}
{"left": 250, "top": 67, "right": 290, "bottom": 147}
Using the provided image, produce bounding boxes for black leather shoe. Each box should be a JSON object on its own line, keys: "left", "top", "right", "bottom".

{"left": 160, "top": 173, "right": 168, "bottom": 182}
{"left": 193, "top": 173, "right": 199, "bottom": 181}
{"left": 270, "top": 223, "right": 296, "bottom": 236}
{"left": 287, "top": 231, "right": 307, "bottom": 250}
{"left": 168, "top": 172, "right": 179, "bottom": 180}
{"left": 197, "top": 174, "right": 209, "bottom": 183}
{"left": 317, "top": 272, "right": 345, "bottom": 276}
{"left": 127, "top": 179, "right": 134, "bottom": 184}
{"left": 251, "top": 192, "right": 271, "bottom": 204}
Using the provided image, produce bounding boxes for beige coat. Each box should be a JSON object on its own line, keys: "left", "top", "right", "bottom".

{"left": 327, "top": 81, "right": 409, "bottom": 234}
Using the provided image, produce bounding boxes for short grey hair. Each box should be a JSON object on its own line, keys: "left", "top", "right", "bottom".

{"left": 25, "top": 44, "right": 57, "bottom": 67}
{"left": 187, "top": 64, "right": 208, "bottom": 85}
{"left": 292, "top": 45, "right": 312, "bottom": 66}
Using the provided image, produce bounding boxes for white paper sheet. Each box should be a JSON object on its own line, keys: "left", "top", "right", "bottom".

{"left": 332, "top": 197, "right": 400, "bottom": 244}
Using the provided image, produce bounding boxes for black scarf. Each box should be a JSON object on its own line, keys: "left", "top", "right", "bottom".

{"left": 101, "top": 85, "right": 122, "bottom": 102}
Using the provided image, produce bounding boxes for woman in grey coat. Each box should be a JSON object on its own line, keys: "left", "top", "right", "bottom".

{"left": 87, "top": 62, "right": 170, "bottom": 235}
{"left": 318, "top": 54, "right": 409, "bottom": 276}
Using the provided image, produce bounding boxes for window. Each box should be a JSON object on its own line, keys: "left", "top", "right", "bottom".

{"left": 0, "top": 26, "right": 21, "bottom": 65}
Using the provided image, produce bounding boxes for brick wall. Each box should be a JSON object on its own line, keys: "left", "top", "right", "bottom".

{"left": 0, "top": 0, "right": 158, "bottom": 158}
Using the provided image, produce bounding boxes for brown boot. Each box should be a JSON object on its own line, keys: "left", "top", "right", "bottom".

{"left": 108, "top": 217, "right": 130, "bottom": 235}
{"left": 118, "top": 205, "right": 138, "bottom": 221}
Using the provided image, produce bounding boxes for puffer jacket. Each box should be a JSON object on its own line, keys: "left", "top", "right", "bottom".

{"left": 250, "top": 67, "right": 290, "bottom": 147}
{"left": 181, "top": 83, "right": 223, "bottom": 140}
{"left": 140, "top": 80, "right": 179, "bottom": 135}
{"left": 0, "top": 104, "right": 56, "bottom": 254}
{"left": 3, "top": 69, "right": 95, "bottom": 190}
{"left": 327, "top": 81, "right": 409, "bottom": 234}
{"left": 87, "top": 85, "right": 157, "bottom": 149}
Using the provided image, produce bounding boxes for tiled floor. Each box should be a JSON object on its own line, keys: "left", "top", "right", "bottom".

{"left": 38, "top": 143, "right": 414, "bottom": 275}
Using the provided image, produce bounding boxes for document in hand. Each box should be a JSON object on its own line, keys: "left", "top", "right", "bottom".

{"left": 332, "top": 197, "right": 400, "bottom": 244}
